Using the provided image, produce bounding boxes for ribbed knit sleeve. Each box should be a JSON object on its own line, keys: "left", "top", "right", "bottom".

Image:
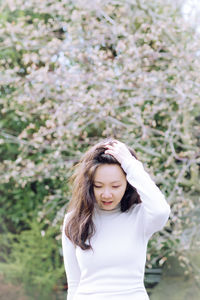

{"left": 121, "top": 157, "right": 170, "bottom": 239}
{"left": 62, "top": 213, "right": 81, "bottom": 300}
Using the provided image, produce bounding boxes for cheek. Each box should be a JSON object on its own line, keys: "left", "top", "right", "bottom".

{"left": 119, "top": 184, "right": 127, "bottom": 197}
{"left": 118, "top": 188, "right": 126, "bottom": 198}
{"left": 93, "top": 189, "right": 100, "bottom": 199}
{"left": 114, "top": 187, "right": 126, "bottom": 200}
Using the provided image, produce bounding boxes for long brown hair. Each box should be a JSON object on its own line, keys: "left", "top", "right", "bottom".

{"left": 64, "top": 138, "right": 141, "bottom": 250}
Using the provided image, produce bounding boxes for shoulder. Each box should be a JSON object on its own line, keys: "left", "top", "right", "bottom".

{"left": 128, "top": 203, "right": 142, "bottom": 214}
{"left": 123, "top": 203, "right": 143, "bottom": 221}
{"left": 62, "top": 210, "right": 75, "bottom": 241}
{"left": 63, "top": 210, "right": 74, "bottom": 226}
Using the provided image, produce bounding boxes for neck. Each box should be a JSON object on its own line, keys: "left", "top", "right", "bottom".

{"left": 94, "top": 202, "right": 121, "bottom": 214}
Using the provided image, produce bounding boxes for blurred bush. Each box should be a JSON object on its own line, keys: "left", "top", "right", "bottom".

{"left": 0, "top": 220, "right": 64, "bottom": 300}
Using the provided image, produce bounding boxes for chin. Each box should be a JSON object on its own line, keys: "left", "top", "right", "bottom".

{"left": 101, "top": 201, "right": 117, "bottom": 209}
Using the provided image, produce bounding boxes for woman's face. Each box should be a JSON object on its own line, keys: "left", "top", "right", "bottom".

{"left": 93, "top": 164, "right": 127, "bottom": 210}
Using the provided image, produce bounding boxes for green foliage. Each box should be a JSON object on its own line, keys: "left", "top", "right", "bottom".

{"left": 0, "top": 177, "right": 68, "bottom": 233}
{"left": 0, "top": 220, "right": 64, "bottom": 300}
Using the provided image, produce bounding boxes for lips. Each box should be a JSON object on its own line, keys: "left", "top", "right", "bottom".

{"left": 102, "top": 201, "right": 113, "bottom": 205}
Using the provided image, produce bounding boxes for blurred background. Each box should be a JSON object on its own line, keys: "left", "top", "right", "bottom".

{"left": 0, "top": 0, "right": 200, "bottom": 299}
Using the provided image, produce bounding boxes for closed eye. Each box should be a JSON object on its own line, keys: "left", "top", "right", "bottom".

{"left": 93, "top": 185, "right": 120, "bottom": 188}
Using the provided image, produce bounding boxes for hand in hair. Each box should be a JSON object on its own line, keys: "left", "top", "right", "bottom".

{"left": 104, "top": 140, "right": 135, "bottom": 165}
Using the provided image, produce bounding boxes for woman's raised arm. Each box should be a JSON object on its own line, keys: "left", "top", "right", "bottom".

{"left": 105, "top": 140, "right": 170, "bottom": 238}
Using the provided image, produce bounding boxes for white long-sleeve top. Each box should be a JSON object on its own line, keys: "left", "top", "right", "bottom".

{"left": 62, "top": 157, "right": 170, "bottom": 300}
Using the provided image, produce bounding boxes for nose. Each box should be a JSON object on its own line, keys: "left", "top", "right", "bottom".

{"left": 101, "top": 189, "right": 112, "bottom": 199}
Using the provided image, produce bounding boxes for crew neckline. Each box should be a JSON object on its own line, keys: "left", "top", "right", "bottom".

{"left": 94, "top": 202, "right": 121, "bottom": 215}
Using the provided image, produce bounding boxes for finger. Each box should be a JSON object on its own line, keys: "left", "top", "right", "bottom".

{"left": 105, "top": 145, "right": 116, "bottom": 151}
{"left": 104, "top": 142, "right": 113, "bottom": 147}
{"left": 104, "top": 147, "right": 115, "bottom": 153}
{"left": 104, "top": 146, "right": 114, "bottom": 152}
{"left": 112, "top": 140, "right": 119, "bottom": 145}
{"left": 104, "top": 150, "right": 114, "bottom": 155}
{"left": 104, "top": 143, "right": 114, "bottom": 148}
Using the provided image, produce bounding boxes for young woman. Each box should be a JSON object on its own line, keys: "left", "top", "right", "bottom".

{"left": 62, "top": 139, "right": 170, "bottom": 300}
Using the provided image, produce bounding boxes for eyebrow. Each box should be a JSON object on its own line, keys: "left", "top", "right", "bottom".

{"left": 94, "top": 180, "right": 121, "bottom": 184}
